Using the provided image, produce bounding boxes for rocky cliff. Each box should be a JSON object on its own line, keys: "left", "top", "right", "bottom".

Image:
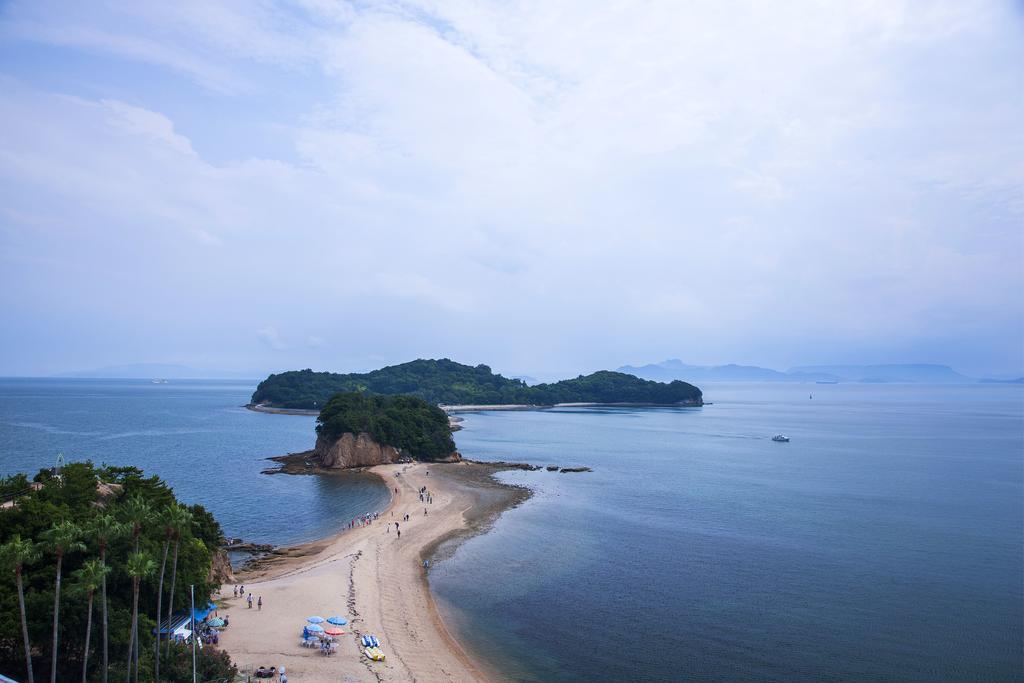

{"left": 314, "top": 431, "right": 402, "bottom": 468}
{"left": 208, "top": 548, "right": 235, "bottom": 584}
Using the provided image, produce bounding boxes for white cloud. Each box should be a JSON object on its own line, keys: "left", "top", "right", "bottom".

{"left": 0, "top": 0, "right": 1021, "bottom": 375}
{"left": 257, "top": 327, "right": 287, "bottom": 351}
{"left": 102, "top": 100, "right": 197, "bottom": 156}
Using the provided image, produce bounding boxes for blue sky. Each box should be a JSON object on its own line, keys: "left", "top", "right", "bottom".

{"left": 0, "top": 0, "right": 1022, "bottom": 378}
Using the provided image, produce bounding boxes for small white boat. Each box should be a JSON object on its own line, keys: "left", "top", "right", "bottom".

{"left": 772, "top": 434, "right": 790, "bottom": 442}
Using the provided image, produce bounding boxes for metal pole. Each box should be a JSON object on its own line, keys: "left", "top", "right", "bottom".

{"left": 190, "top": 585, "right": 197, "bottom": 683}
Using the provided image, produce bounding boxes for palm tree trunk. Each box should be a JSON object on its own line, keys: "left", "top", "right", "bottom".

{"left": 81, "top": 591, "right": 94, "bottom": 683}
{"left": 154, "top": 538, "right": 169, "bottom": 683}
{"left": 16, "top": 569, "right": 35, "bottom": 683}
{"left": 51, "top": 552, "right": 63, "bottom": 683}
{"left": 125, "top": 578, "right": 139, "bottom": 683}
{"left": 100, "top": 546, "right": 109, "bottom": 683}
{"left": 164, "top": 539, "right": 180, "bottom": 659}
{"left": 131, "top": 532, "right": 140, "bottom": 683}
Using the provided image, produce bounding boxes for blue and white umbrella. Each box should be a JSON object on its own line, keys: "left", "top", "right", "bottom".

{"left": 326, "top": 616, "right": 348, "bottom": 626}
{"left": 305, "top": 623, "right": 325, "bottom": 633}
{"left": 307, "top": 616, "right": 325, "bottom": 624}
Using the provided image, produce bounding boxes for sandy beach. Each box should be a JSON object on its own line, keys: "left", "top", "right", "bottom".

{"left": 215, "top": 461, "right": 527, "bottom": 682}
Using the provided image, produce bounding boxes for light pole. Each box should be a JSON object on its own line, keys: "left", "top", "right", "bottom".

{"left": 190, "top": 585, "right": 197, "bottom": 683}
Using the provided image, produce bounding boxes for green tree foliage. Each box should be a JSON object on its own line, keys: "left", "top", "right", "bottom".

{"left": 526, "top": 370, "right": 703, "bottom": 405}
{"left": 0, "top": 535, "right": 40, "bottom": 683}
{"left": 316, "top": 393, "right": 456, "bottom": 460}
{"left": 253, "top": 359, "right": 703, "bottom": 409}
{"left": 0, "top": 462, "right": 227, "bottom": 682}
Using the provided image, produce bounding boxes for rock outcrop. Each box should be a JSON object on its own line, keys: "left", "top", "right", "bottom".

{"left": 314, "top": 432, "right": 402, "bottom": 469}
{"left": 208, "top": 549, "right": 235, "bottom": 584}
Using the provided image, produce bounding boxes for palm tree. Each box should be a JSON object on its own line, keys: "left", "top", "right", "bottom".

{"left": 88, "top": 514, "right": 126, "bottom": 683}
{"left": 1, "top": 535, "right": 41, "bottom": 683}
{"left": 121, "top": 496, "right": 153, "bottom": 554}
{"left": 120, "top": 496, "right": 153, "bottom": 677}
{"left": 73, "top": 559, "right": 109, "bottom": 683}
{"left": 124, "top": 552, "right": 155, "bottom": 683}
{"left": 41, "top": 520, "right": 85, "bottom": 683}
{"left": 163, "top": 506, "right": 193, "bottom": 660}
{"left": 153, "top": 505, "right": 188, "bottom": 683}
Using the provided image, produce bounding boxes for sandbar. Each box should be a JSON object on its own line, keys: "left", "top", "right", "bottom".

{"left": 215, "top": 461, "right": 528, "bottom": 682}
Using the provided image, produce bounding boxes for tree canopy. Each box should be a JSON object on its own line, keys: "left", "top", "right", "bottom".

{"left": 316, "top": 393, "right": 456, "bottom": 461}
{"left": 252, "top": 358, "right": 703, "bottom": 409}
{"left": 0, "top": 462, "right": 232, "bottom": 682}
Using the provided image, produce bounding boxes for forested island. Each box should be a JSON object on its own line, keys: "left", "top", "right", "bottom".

{"left": 0, "top": 463, "right": 235, "bottom": 682}
{"left": 251, "top": 358, "right": 703, "bottom": 409}
{"left": 317, "top": 393, "right": 455, "bottom": 461}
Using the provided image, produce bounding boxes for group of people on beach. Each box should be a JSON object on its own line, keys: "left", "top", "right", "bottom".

{"left": 419, "top": 485, "right": 433, "bottom": 505}
{"left": 232, "top": 585, "right": 262, "bottom": 610}
{"left": 348, "top": 511, "right": 379, "bottom": 529}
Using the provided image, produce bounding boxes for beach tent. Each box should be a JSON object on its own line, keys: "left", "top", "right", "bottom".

{"left": 155, "top": 602, "right": 215, "bottom": 636}
{"left": 192, "top": 601, "right": 217, "bottom": 622}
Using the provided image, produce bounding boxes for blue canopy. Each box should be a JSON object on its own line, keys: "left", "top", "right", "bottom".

{"left": 155, "top": 602, "right": 216, "bottom": 635}
{"left": 192, "top": 602, "right": 217, "bottom": 622}
{"left": 327, "top": 616, "right": 347, "bottom": 626}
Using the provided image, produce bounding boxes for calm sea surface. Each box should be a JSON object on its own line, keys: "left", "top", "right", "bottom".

{"left": 435, "top": 383, "right": 1024, "bottom": 682}
{"left": 0, "top": 378, "right": 389, "bottom": 545}
{"left": 1, "top": 379, "right": 1021, "bottom": 680}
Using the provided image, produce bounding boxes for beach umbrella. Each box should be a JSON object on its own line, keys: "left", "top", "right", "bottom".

{"left": 207, "top": 617, "right": 225, "bottom": 628}
{"left": 305, "top": 623, "right": 324, "bottom": 633}
{"left": 324, "top": 627, "right": 344, "bottom": 636}
{"left": 307, "top": 616, "right": 325, "bottom": 624}
{"left": 327, "top": 616, "right": 348, "bottom": 626}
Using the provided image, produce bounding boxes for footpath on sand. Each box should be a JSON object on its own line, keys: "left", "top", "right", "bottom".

{"left": 217, "top": 461, "right": 525, "bottom": 682}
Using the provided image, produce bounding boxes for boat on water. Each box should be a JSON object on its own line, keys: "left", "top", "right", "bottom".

{"left": 772, "top": 434, "right": 790, "bottom": 442}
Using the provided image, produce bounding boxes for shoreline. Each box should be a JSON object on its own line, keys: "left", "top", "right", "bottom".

{"left": 247, "top": 400, "right": 704, "bottom": 417}
{"left": 216, "top": 461, "right": 529, "bottom": 682}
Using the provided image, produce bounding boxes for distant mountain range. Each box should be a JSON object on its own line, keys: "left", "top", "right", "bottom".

{"left": 617, "top": 359, "right": 990, "bottom": 383}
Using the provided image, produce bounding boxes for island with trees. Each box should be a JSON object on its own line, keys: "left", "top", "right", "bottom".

{"left": 266, "top": 393, "right": 460, "bottom": 472}
{"left": 317, "top": 393, "right": 457, "bottom": 462}
{"left": 0, "top": 462, "right": 236, "bottom": 682}
{"left": 250, "top": 358, "right": 703, "bottom": 410}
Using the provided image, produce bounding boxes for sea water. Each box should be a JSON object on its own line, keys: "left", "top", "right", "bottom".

{"left": 1, "top": 379, "right": 1020, "bottom": 680}
{"left": 434, "top": 383, "right": 1024, "bottom": 681}
{"left": 0, "top": 378, "right": 390, "bottom": 545}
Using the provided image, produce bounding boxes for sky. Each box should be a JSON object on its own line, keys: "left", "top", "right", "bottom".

{"left": 0, "top": 0, "right": 1022, "bottom": 379}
